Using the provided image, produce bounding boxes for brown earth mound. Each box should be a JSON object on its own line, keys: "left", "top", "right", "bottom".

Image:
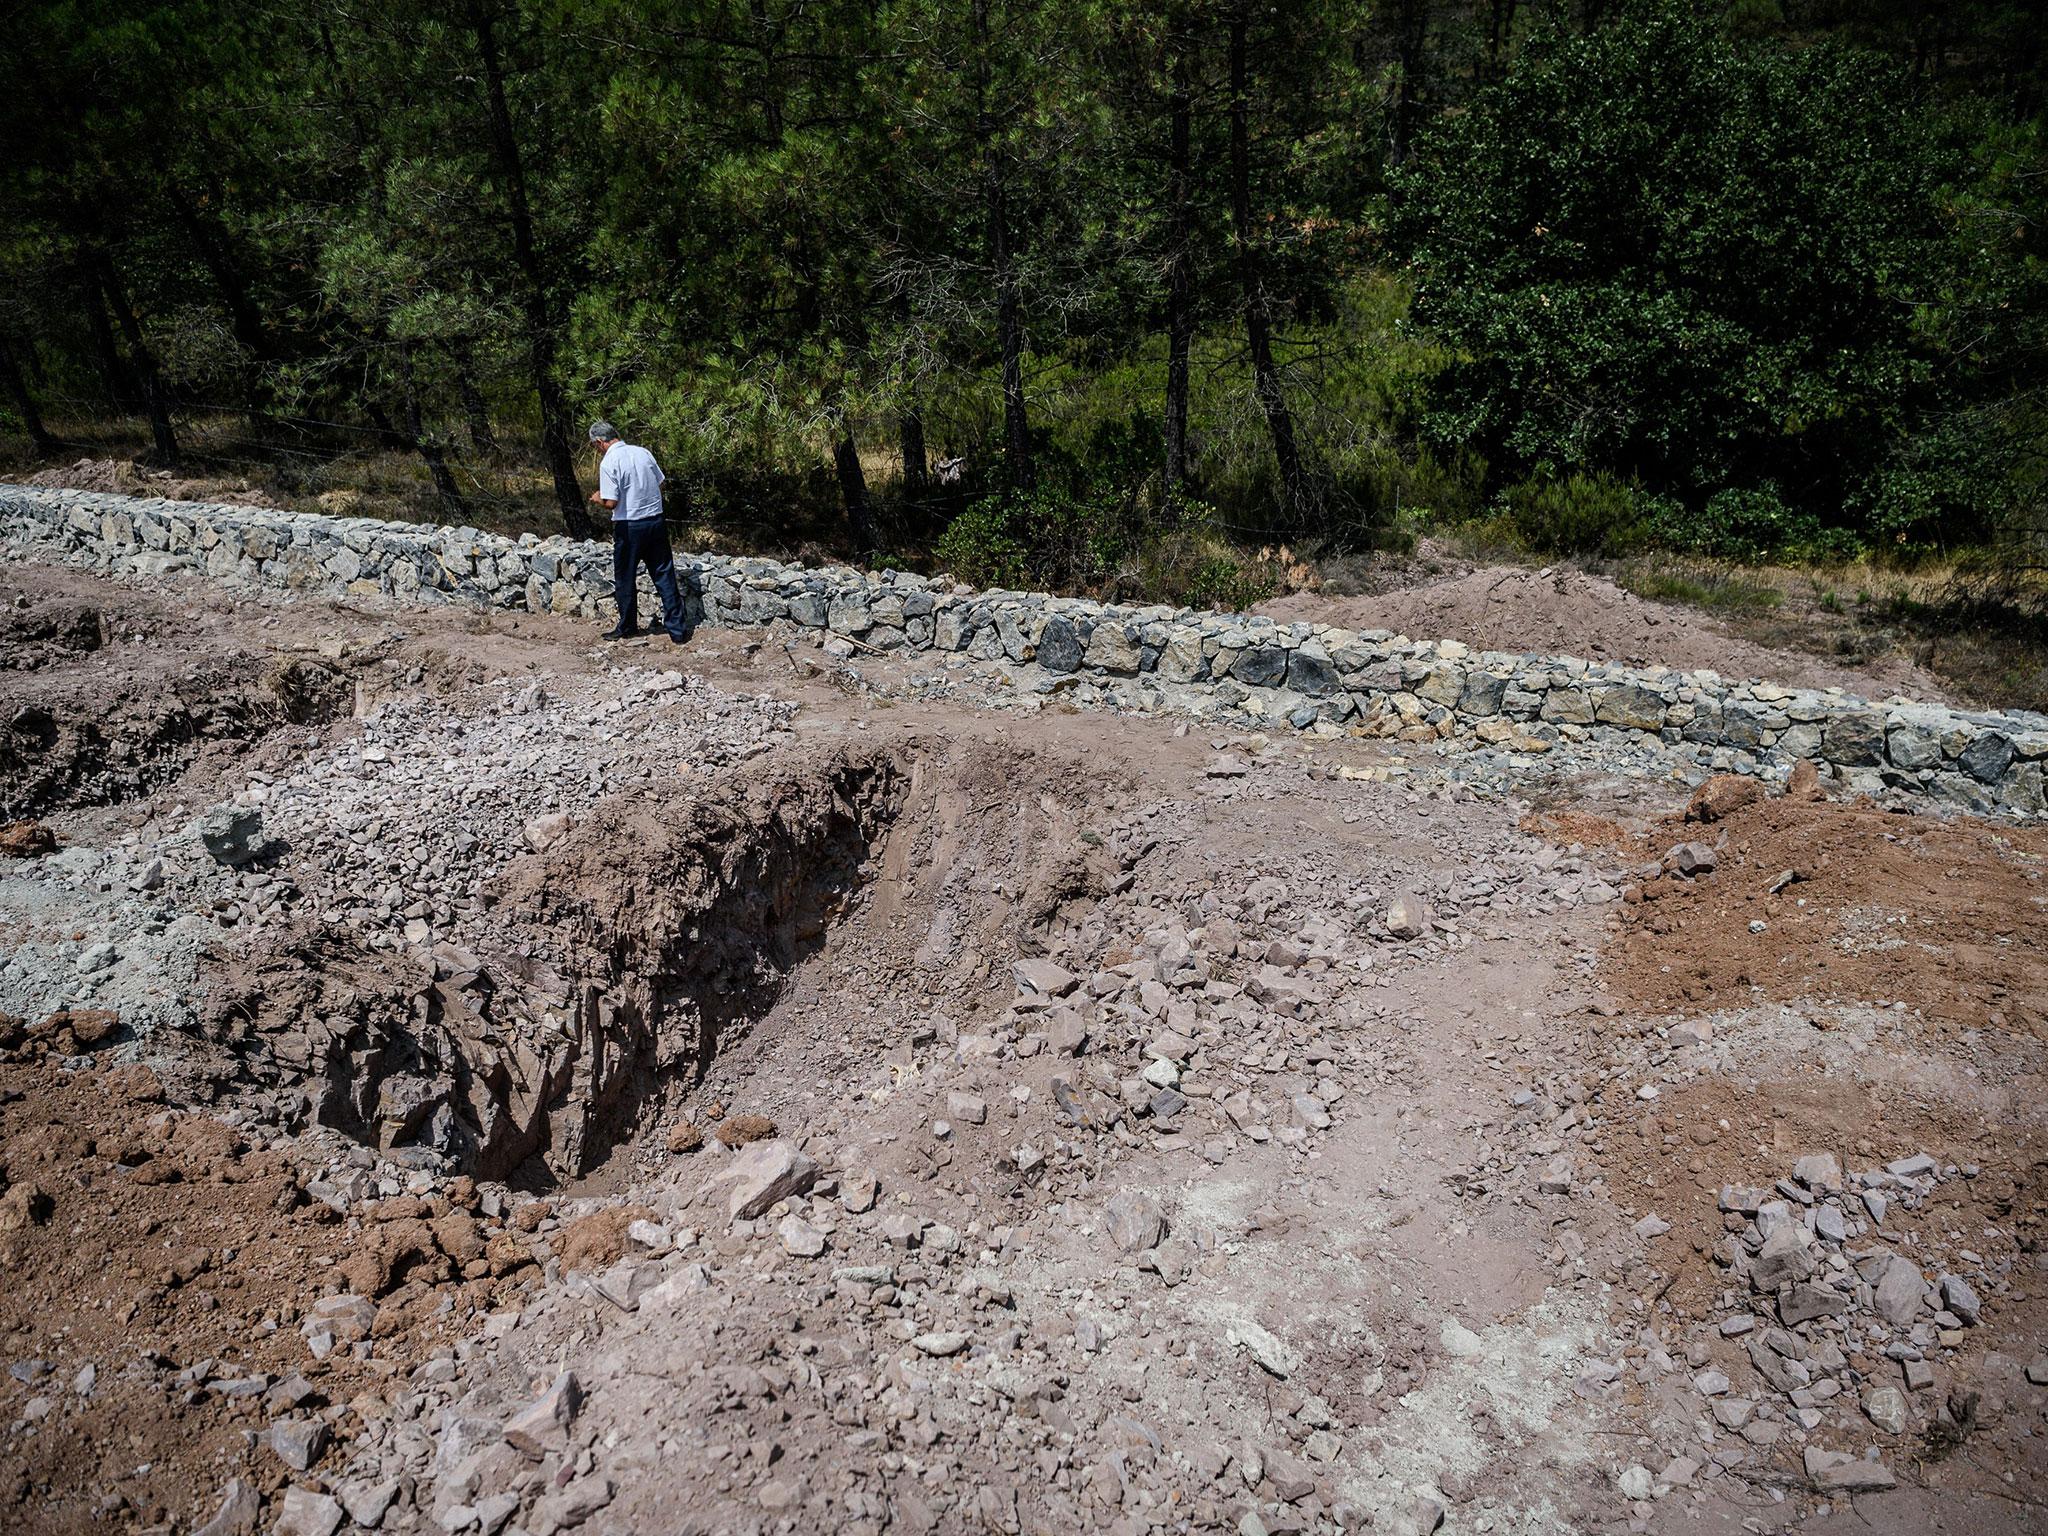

{"left": 20, "top": 457, "right": 274, "bottom": 506}
{"left": 1260, "top": 565, "right": 1948, "bottom": 700}
{"left": 1605, "top": 791, "right": 2048, "bottom": 1032}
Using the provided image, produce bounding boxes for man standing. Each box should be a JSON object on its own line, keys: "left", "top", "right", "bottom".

{"left": 589, "top": 420, "right": 691, "bottom": 643}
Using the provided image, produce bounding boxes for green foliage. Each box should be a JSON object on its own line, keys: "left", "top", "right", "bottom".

{"left": 1492, "top": 471, "right": 1661, "bottom": 556}
{"left": 932, "top": 497, "right": 1035, "bottom": 590}
{"left": 0, "top": 0, "right": 2042, "bottom": 588}
{"left": 1620, "top": 563, "right": 1784, "bottom": 613}
{"left": 1393, "top": 1, "right": 2016, "bottom": 557}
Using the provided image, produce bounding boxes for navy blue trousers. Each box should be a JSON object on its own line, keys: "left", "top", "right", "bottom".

{"left": 612, "top": 517, "right": 688, "bottom": 638}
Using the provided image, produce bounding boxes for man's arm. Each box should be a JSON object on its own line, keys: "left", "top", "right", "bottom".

{"left": 590, "top": 452, "right": 620, "bottom": 508}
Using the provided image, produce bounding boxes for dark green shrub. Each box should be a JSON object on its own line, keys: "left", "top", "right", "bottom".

{"left": 1494, "top": 472, "right": 1657, "bottom": 555}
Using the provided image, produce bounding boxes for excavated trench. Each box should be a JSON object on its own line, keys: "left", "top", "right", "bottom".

{"left": 1, "top": 595, "right": 358, "bottom": 819}
{"left": 208, "top": 734, "right": 1123, "bottom": 1188}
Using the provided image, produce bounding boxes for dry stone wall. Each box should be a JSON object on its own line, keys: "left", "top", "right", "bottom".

{"left": 7, "top": 482, "right": 2046, "bottom": 816}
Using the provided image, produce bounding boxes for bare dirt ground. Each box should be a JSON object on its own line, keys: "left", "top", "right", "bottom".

{"left": 1259, "top": 566, "right": 1952, "bottom": 701}
{"left": 0, "top": 555, "right": 2043, "bottom": 1536}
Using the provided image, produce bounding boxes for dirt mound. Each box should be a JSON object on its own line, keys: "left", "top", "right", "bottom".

{"left": 1260, "top": 565, "right": 1948, "bottom": 699}
{"left": 1605, "top": 791, "right": 2048, "bottom": 1031}
{"left": 19, "top": 457, "right": 274, "bottom": 506}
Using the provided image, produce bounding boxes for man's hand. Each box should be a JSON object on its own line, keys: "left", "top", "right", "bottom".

{"left": 589, "top": 489, "right": 605, "bottom": 504}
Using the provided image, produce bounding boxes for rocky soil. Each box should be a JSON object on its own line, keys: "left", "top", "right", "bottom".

{"left": 0, "top": 559, "right": 2043, "bottom": 1536}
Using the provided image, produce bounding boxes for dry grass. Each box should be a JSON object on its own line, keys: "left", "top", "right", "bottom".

{"left": 1610, "top": 552, "right": 2048, "bottom": 714}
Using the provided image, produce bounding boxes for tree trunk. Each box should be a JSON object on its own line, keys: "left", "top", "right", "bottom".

{"left": 82, "top": 272, "right": 134, "bottom": 409}
{"left": 1229, "top": 14, "right": 1307, "bottom": 524}
{"left": 1485, "top": 0, "right": 1518, "bottom": 81}
{"left": 470, "top": 2, "right": 591, "bottom": 538}
{"left": 1390, "top": 0, "right": 1429, "bottom": 161}
{"left": 975, "top": 0, "right": 1034, "bottom": 491}
{"left": 96, "top": 255, "right": 178, "bottom": 467}
{"left": 1163, "top": 47, "right": 1195, "bottom": 513}
{"left": 899, "top": 409, "right": 929, "bottom": 503}
{"left": 399, "top": 341, "right": 471, "bottom": 520}
{"left": 161, "top": 173, "right": 274, "bottom": 365}
{"left": 0, "top": 335, "right": 59, "bottom": 456}
{"left": 452, "top": 342, "right": 498, "bottom": 454}
{"left": 833, "top": 421, "right": 876, "bottom": 554}
{"left": 362, "top": 400, "right": 409, "bottom": 453}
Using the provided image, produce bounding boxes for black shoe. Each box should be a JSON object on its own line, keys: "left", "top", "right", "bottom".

{"left": 600, "top": 626, "right": 642, "bottom": 642}
{"left": 669, "top": 626, "right": 695, "bottom": 645}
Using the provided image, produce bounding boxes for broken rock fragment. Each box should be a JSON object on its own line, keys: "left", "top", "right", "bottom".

{"left": 1802, "top": 1447, "right": 1896, "bottom": 1493}
{"left": 1384, "top": 893, "right": 1430, "bottom": 940}
{"left": 1012, "top": 957, "right": 1078, "bottom": 997}
{"left": 196, "top": 805, "right": 274, "bottom": 867}
{"left": 267, "top": 1415, "right": 328, "bottom": 1472}
{"left": 1871, "top": 1257, "right": 1925, "bottom": 1326}
{"left": 1103, "top": 1189, "right": 1166, "bottom": 1252}
{"left": 192, "top": 1478, "right": 261, "bottom": 1536}
{"left": 274, "top": 1488, "right": 345, "bottom": 1536}
{"left": 703, "top": 1137, "right": 818, "bottom": 1220}
{"left": 504, "top": 1369, "right": 582, "bottom": 1458}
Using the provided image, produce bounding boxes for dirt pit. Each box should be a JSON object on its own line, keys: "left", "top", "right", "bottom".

{"left": 0, "top": 556, "right": 2044, "bottom": 1536}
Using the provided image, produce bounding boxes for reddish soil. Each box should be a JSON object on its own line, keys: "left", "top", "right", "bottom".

{"left": 1605, "top": 792, "right": 2048, "bottom": 1033}
{"left": 0, "top": 1061, "right": 543, "bottom": 1533}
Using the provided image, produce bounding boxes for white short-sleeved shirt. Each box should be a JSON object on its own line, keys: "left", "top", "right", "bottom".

{"left": 598, "top": 441, "right": 665, "bottom": 523}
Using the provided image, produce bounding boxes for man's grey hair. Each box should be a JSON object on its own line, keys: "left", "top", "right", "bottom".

{"left": 587, "top": 420, "right": 618, "bottom": 443}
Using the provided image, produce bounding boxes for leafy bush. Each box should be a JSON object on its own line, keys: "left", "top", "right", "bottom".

{"left": 1395, "top": 1, "right": 1971, "bottom": 547}
{"left": 932, "top": 497, "right": 1034, "bottom": 589}
{"left": 1493, "top": 471, "right": 1658, "bottom": 555}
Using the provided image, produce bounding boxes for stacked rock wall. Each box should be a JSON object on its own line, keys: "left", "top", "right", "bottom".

{"left": 6, "top": 483, "right": 2045, "bottom": 815}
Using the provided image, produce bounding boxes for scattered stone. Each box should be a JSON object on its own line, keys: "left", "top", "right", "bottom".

{"left": 1939, "top": 1273, "right": 1982, "bottom": 1325}
{"left": 1226, "top": 1320, "right": 1299, "bottom": 1378}
{"left": 503, "top": 1370, "right": 582, "bottom": 1458}
{"left": 713, "top": 1112, "right": 777, "bottom": 1147}
{"left": 192, "top": 1478, "right": 261, "bottom": 1536}
{"left": 913, "top": 1331, "right": 970, "bottom": 1357}
{"left": 1792, "top": 1153, "right": 1841, "bottom": 1190}
{"left": 704, "top": 1139, "right": 818, "bottom": 1220}
{"left": 1686, "top": 775, "right": 1763, "bottom": 822}
{"left": 531, "top": 1476, "right": 613, "bottom": 1533}
{"left": 1872, "top": 1257, "right": 1925, "bottom": 1326}
{"left": 1865, "top": 1386, "right": 1909, "bottom": 1435}
{"left": 841, "top": 1168, "right": 880, "bottom": 1213}
{"left": 947, "top": 1090, "right": 988, "bottom": 1125}
{"left": 196, "top": 805, "right": 274, "bottom": 866}
{"left": 1013, "top": 958, "right": 1079, "bottom": 996}
{"left": 1103, "top": 1189, "right": 1166, "bottom": 1252}
{"left": 1384, "top": 893, "right": 1430, "bottom": 940}
{"left": 274, "top": 1488, "right": 346, "bottom": 1536}
{"left": 268, "top": 1415, "right": 328, "bottom": 1472}
{"left": 1802, "top": 1447, "right": 1896, "bottom": 1493}
{"left": 341, "top": 1479, "right": 402, "bottom": 1529}
{"left": 779, "top": 1215, "right": 828, "bottom": 1257}
{"left": 522, "top": 810, "right": 573, "bottom": 851}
